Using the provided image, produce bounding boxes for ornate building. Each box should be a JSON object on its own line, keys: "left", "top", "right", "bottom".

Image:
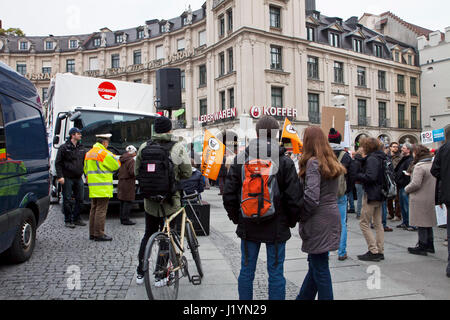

{"left": 0, "top": 0, "right": 422, "bottom": 147}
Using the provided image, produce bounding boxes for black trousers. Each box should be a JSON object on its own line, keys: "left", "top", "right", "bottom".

{"left": 120, "top": 200, "right": 133, "bottom": 222}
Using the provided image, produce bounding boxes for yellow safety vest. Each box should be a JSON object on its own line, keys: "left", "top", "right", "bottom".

{"left": 0, "top": 160, "right": 27, "bottom": 197}
{"left": 84, "top": 143, "right": 121, "bottom": 199}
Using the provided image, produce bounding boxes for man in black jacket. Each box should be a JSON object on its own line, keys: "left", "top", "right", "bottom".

{"left": 394, "top": 143, "right": 414, "bottom": 230}
{"left": 223, "top": 115, "right": 302, "bottom": 300}
{"left": 55, "top": 128, "right": 87, "bottom": 228}
{"left": 431, "top": 125, "right": 450, "bottom": 278}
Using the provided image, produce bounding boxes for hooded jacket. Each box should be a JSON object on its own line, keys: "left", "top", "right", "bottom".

{"left": 330, "top": 143, "right": 355, "bottom": 195}
{"left": 223, "top": 138, "right": 303, "bottom": 243}
{"left": 355, "top": 150, "right": 386, "bottom": 202}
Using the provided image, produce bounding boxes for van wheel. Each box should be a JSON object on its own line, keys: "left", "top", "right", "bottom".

{"left": 6, "top": 209, "right": 37, "bottom": 264}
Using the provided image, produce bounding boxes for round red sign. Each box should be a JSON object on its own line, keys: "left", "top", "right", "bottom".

{"left": 250, "top": 106, "right": 262, "bottom": 119}
{"left": 98, "top": 82, "right": 117, "bottom": 100}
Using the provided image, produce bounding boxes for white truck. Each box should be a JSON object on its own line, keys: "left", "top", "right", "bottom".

{"left": 46, "top": 73, "right": 158, "bottom": 206}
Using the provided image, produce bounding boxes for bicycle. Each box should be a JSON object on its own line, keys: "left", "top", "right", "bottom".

{"left": 142, "top": 192, "right": 204, "bottom": 300}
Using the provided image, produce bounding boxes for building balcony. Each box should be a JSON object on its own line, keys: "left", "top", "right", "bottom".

{"left": 411, "top": 120, "right": 421, "bottom": 130}
{"left": 398, "top": 119, "right": 409, "bottom": 129}
{"left": 379, "top": 118, "right": 391, "bottom": 128}
{"left": 358, "top": 116, "right": 371, "bottom": 127}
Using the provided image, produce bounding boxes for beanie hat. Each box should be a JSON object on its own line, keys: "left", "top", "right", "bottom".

{"left": 126, "top": 145, "right": 137, "bottom": 154}
{"left": 328, "top": 128, "right": 342, "bottom": 144}
{"left": 155, "top": 116, "right": 172, "bottom": 134}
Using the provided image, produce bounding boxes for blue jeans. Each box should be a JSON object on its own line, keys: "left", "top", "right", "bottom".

{"left": 296, "top": 252, "right": 333, "bottom": 300}
{"left": 62, "top": 177, "right": 83, "bottom": 223}
{"left": 348, "top": 191, "right": 355, "bottom": 211}
{"left": 238, "top": 240, "right": 286, "bottom": 300}
{"left": 399, "top": 188, "right": 409, "bottom": 226}
{"left": 337, "top": 195, "right": 348, "bottom": 257}
{"left": 382, "top": 201, "right": 388, "bottom": 228}
{"left": 356, "top": 184, "right": 364, "bottom": 218}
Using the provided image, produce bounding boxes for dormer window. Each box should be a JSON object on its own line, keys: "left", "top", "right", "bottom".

{"left": 307, "top": 27, "right": 315, "bottom": 41}
{"left": 45, "top": 41, "right": 54, "bottom": 50}
{"left": 93, "top": 38, "right": 101, "bottom": 47}
{"left": 374, "top": 44, "right": 383, "bottom": 58}
{"left": 182, "top": 16, "right": 188, "bottom": 26}
{"left": 19, "top": 41, "right": 28, "bottom": 50}
{"left": 329, "top": 33, "right": 340, "bottom": 47}
{"left": 137, "top": 29, "right": 145, "bottom": 39}
{"left": 353, "top": 39, "right": 362, "bottom": 53}
{"left": 115, "top": 34, "right": 123, "bottom": 43}
{"left": 69, "top": 40, "right": 78, "bottom": 49}
{"left": 408, "top": 55, "right": 412, "bottom": 65}
{"left": 394, "top": 51, "right": 400, "bottom": 62}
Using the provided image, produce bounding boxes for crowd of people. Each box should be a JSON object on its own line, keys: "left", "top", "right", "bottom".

{"left": 54, "top": 114, "right": 449, "bottom": 301}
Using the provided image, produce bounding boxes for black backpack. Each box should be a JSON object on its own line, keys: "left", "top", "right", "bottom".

{"left": 137, "top": 140, "right": 177, "bottom": 201}
{"left": 381, "top": 158, "right": 397, "bottom": 199}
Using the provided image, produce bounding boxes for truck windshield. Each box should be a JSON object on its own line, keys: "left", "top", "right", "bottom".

{"left": 73, "top": 111, "right": 154, "bottom": 153}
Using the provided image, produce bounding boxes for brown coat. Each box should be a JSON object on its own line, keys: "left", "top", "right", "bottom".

{"left": 405, "top": 159, "right": 437, "bottom": 227}
{"left": 118, "top": 153, "right": 136, "bottom": 202}
{"left": 299, "top": 159, "right": 341, "bottom": 254}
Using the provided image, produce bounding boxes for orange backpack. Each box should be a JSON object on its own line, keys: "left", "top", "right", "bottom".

{"left": 241, "top": 158, "right": 280, "bottom": 222}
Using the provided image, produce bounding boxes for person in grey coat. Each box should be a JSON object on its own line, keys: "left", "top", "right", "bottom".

{"left": 405, "top": 145, "right": 437, "bottom": 256}
{"left": 297, "top": 127, "right": 345, "bottom": 301}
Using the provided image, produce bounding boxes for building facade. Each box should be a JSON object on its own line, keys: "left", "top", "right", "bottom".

{"left": 0, "top": 0, "right": 422, "bottom": 147}
{"left": 418, "top": 28, "right": 450, "bottom": 135}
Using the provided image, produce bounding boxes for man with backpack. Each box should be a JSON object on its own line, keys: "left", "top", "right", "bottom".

{"left": 223, "top": 115, "right": 303, "bottom": 300}
{"left": 134, "top": 116, "right": 192, "bottom": 285}
{"left": 328, "top": 128, "right": 354, "bottom": 261}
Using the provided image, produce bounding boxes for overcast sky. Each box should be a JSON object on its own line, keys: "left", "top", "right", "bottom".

{"left": 0, "top": 0, "right": 448, "bottom": 36}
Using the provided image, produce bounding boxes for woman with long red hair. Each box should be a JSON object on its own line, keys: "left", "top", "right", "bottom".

{"left": 297, "top": 126, "right": 346, "bottom": 300}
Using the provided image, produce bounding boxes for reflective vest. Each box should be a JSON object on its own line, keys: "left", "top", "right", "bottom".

{"left": 84, "top": 143, "right": 121, "bottom": 199}
{"left": 0, "top": 148, "right": 6, "bottom": 161}
{"left": 0, "top": 159, "right": 27, "bottom": 197}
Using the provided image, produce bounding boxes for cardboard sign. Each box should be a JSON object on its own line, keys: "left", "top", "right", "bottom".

{"left": 321, "top": 107, "right": 346, "bottom": 138}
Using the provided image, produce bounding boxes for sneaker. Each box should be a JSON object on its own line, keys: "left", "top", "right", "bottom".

{"left": 136, "top": 273, "right": 144, "bottom": 285}
{"left": 73, "top": 220, "right": 87, "bottom": 227}
{"left": 338, "top": 254, "right": 348, "bottom": 261}
{"left": 155, "top": 277, "right": 168, "bottom": 288}
{"left": 357, "top": 251, "right": 381, "bottom": 262}
{"left": 65, "top": 222, "right": 76, "bottom": 229}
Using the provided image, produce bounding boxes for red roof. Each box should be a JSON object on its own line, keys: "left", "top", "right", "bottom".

{"left": 380, "top": 11, "right": 434, "bottom": 37}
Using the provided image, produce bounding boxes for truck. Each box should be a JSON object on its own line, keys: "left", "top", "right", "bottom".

{"left": 0, "top": 61, "right": 50, "bottom": 263}
{"left": 46, "top": 73, "right": 158, "bottom": 207}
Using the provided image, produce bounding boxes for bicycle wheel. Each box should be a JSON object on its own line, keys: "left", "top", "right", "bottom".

{"left": 143, "top": 232, "right": 179, "bottom": 300}
{"left": 186, "top": 222, "right": 203, "bottom": 278}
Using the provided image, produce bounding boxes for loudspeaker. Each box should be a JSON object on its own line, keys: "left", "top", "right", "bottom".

{"left": 156, "top": 68, "right": 182, "bottom": 110}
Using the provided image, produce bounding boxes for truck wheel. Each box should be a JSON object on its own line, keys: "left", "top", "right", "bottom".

{"left": 6, "top": 209, "right": 37, "bottom": 264}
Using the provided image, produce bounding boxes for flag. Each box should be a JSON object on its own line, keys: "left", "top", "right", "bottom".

{"left": 201, "top": 130, "right": 225, "bottom": 181}
{"left": 282, "top": 118, "right": 303, "bottom": 154}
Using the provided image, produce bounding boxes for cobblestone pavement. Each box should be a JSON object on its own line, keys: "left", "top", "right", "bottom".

{"left": 0, "top": 203, "right": 145, "bottom": 300}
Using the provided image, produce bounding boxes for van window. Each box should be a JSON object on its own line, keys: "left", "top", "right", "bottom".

{"left": 1, "top": 95, "right": 48, "bottom": 162}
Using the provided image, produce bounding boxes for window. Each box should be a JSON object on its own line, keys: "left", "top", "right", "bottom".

{"left": 199, "top": 64, "right": 207, "bottom": 86}
{"left": 133, "top": 50, "right": 142, "bottom": 65}
{"left": 45, "top": 41, "right": 53, "bottom": 50}
{"left": 137, "top": 29, "right": 145, "bottom": 39}
{"left": 228, "top": 88, "right": 235, "bottom": 109}
{"left": 66, "top": 59, "right": 75, "bottom": 73}
{"left": 307, "top": 56, "right": 319, "bottom": 80}
{"left": 397, "top": 75, "right": 405, "bottom": 94}
{"left": 228, "top": 48, "right": 234, "bottom": 73}
{"left": 200, "top": 99, "right": 208, "bottom": 116}
{"left": 398, "top": 104, "right": 406, "bottom": 128}
{"left": 69, "top": 40, "right": 78, "bottom": 49}
{"left": 374, "top": 44, "right": 383, "bottom": 58}
{"left": 408, "top": 55, "right": 413, "bottom": 65}
{"left": 334, "top": 62, "right": 344, "bottom": 84}
{"left": 394, "top": 51, "right": 400, "bottom": 62}
{"left": 111, "top": 54, "right": 120, "bottom": 68}
{"left": 357, "top": 67, "right": 366, "bottom": 87}
{"left": 379, "top": 102, "right": 387, "bottom": 127}
{"left": 177, "top": 38, "right": 185, "bottom": 52}
{"left": 180, "top": 70, "right": 185, "bottom": 90}
{"left": 133, "top": 79, "right": 142, "bottom": 83}
{"left": 271, "top": 87, "right": 283, "bottom": 108}
{"left": 358, "top": 100, "right": 367, "bottom": 126}
{"left": 93, "top": 38, "right": 101, "bottom": 47}
{"left": 19, "top": 42, "right": 28, "bottom": 50}
{"left": 411, "top": 105, "right": 418, "bottom": 129}
{"left": 42, "top": 61, "right": 52, "bottom": 74}
{"left": 89, "top": 57, "right": 98, "bottom": 71}
{"left": 378, "top": 71, "right": 386, "bottom": 91}
{"left": 219, "top": 52, "right": 225, "bottom": 76}
{"left": 307, "top": 27, "right": 315, "bottom": 41}
{"left": 227, "top": 9, "right": 233, "bottom": 32}
{"left": 42, "top": 88, "right": 48, "bottom": 101}
{"left": 115, "top": 34, "right": 123, "bottom": 43}
{"left": 156, "top": 45, "right": 164, "bottom": 60}
{"left": 410, "top": 77, "right": 417, "bottom": 96}
{"left": 219, "top": 15, "right": 225, "bottom": 37}
{"left": 270, "top": 6, "right": 281, "bottom": 28}
{"left": 270, "top": 46, "right": 282, "bottom": 70}
{"left": 16, "top": 63, "right": 27, "bottom": 76}
{"left": 329, "top": 33, "right": 340, "bottom": 47}
{"left": 182, "top": 16, "right": 188, "bottom": 26}
{"left": 220, "top": 91, "right": 226, "bottom": 110}
{"left": 308, "top": 93, "right": 320, "bottom": 124}
{"left": 199, "top": 30, "right": 206, "bottom": 46}
{"left": 353, "top": 39, "right": 362, "bottom": 53}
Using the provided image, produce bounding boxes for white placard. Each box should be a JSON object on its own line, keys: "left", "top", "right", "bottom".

{"left": 421, "top": 131, "right": 434, "bottom": 144}
{"left": 435, "top": 205, "right": 448, "bottom": 226}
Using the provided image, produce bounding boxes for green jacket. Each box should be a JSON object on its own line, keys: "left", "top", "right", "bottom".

{"left": 84, "top": 143, "right": 121, "bottom": 199}
{"left": 135, "top": 133, "right": 192, "bottom": 217}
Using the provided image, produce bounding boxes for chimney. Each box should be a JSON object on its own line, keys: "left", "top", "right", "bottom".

{"left": 429, "top": 31, "right": 441, "bottom": 46}
{"left": 446, "top": 26, "right": 450, "bottom": 43}
{"left": 417, "top": 35, "right": 427, "bottom": 50}
{"left": 306, "top": 0, "right": 316, "bottom": 12}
